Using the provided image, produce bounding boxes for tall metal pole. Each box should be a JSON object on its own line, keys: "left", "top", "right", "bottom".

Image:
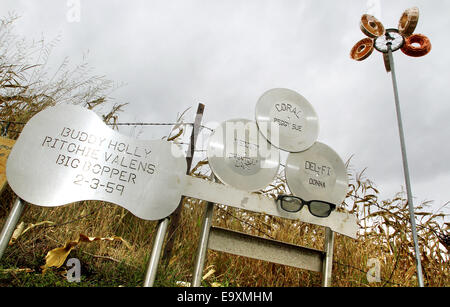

{"left": 321, "top": 227, "right": 335, "bottom": 287}
{"left": 387, "top": 45, "right": 424, "bottom": 287}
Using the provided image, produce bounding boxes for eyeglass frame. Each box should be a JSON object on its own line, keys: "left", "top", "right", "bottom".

{"left": 276, "top": 194, "right": 337, "bottom": 218}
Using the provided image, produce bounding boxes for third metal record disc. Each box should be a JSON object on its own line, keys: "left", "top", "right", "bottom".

{"left": 255, "top": 88, "right": 319, "bottom": 153}
{"left": 285, "top": 142, "right": 348, "bottom": 204}
{"left": 207, "top": 119, "right": 280, "bottom": 192}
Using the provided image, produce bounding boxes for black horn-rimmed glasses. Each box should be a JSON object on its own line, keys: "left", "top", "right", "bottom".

{"left": 277, "top": 195, "right": 336, "bottom": 218}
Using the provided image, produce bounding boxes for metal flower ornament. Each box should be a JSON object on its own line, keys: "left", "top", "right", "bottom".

{"left": 350, "top": 7, "right": 431, "bottom": 71}
{"left": 350, "top": 7, "right": 432, "bottom": 287}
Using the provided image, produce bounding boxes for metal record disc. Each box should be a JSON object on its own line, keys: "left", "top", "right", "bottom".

{"left": 207, "top": 119, "right": 280, "bottom": 192}
{"left": 255, "top": 88, "right": 319, "bottom": 153}
{"left": 285, "top": 142, "right": 348, "bottom": 204}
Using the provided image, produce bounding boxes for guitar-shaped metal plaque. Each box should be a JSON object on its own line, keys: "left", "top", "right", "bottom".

{"left": 6, "top": 104, "right": 187, "bottom": 221}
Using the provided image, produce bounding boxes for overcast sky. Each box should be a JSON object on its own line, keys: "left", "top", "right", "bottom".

{"left": 3, "top": 0, "right": 449, "bottom": 219}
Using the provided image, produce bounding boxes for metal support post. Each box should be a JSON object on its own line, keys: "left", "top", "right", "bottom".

{"left": 162, "top": 103, "right": 205, "bottom": 263}
{"left": 0, "top": 197, "right": 25, "bottom": 260}
{"left": 387, "top": 46, "right": 424, "bottom": 287}
{"left": 144, "top": 103, "right": 205, "bottom": 287}
{"left": 192, "top": 201, "right": 215, "bottom": 287}
{"left": 322, "top": 227, "right": 335, "bottom": 287}
{"left": 143, "top": 217, "right": 170, "bottom": 287}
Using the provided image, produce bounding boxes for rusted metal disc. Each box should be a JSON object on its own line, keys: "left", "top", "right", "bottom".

{"left": 350, "top": 38, "right": 374, "bottom": 61}
{"left": 401, "top": 33, "right": 432, "bottom": 57}
{"left": 360, "top": 14, "right": 385, "bottom": 38}
{"left": 399, "top": 7, "right": 419, "bottom": 37}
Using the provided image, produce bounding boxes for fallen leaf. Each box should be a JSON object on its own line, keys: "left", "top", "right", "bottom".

{"left": 41, "top": 234, "right": 130, "bottom": 273}
{"left": 0, "top": 137, "right": 15, "bottom": 193}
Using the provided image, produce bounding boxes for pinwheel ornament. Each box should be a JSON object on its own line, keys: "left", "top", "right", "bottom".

{"left": 350, "top": 7, "right": 431, "bottom": 288}
{"left": 350, "top": 7, "right": 431, "bottom": 71}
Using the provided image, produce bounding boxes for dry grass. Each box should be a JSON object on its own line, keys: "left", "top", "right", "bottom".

{"left": 164, "top": 162, "right": 449, "bottom": 287}
{"left": 1, "top": 162, "right": 448, "bottom": 287}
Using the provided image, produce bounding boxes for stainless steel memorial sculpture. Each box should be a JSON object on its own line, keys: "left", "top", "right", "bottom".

{"left": 1, "top": 98, "right": 358, "bottom": 287}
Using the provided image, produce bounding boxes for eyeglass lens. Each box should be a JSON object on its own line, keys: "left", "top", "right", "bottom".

{"left": 280, "top": 196, "right": 303, "bottom": 212}
{"left": 308, "top": 201, "right": 333, "bottom": 217}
